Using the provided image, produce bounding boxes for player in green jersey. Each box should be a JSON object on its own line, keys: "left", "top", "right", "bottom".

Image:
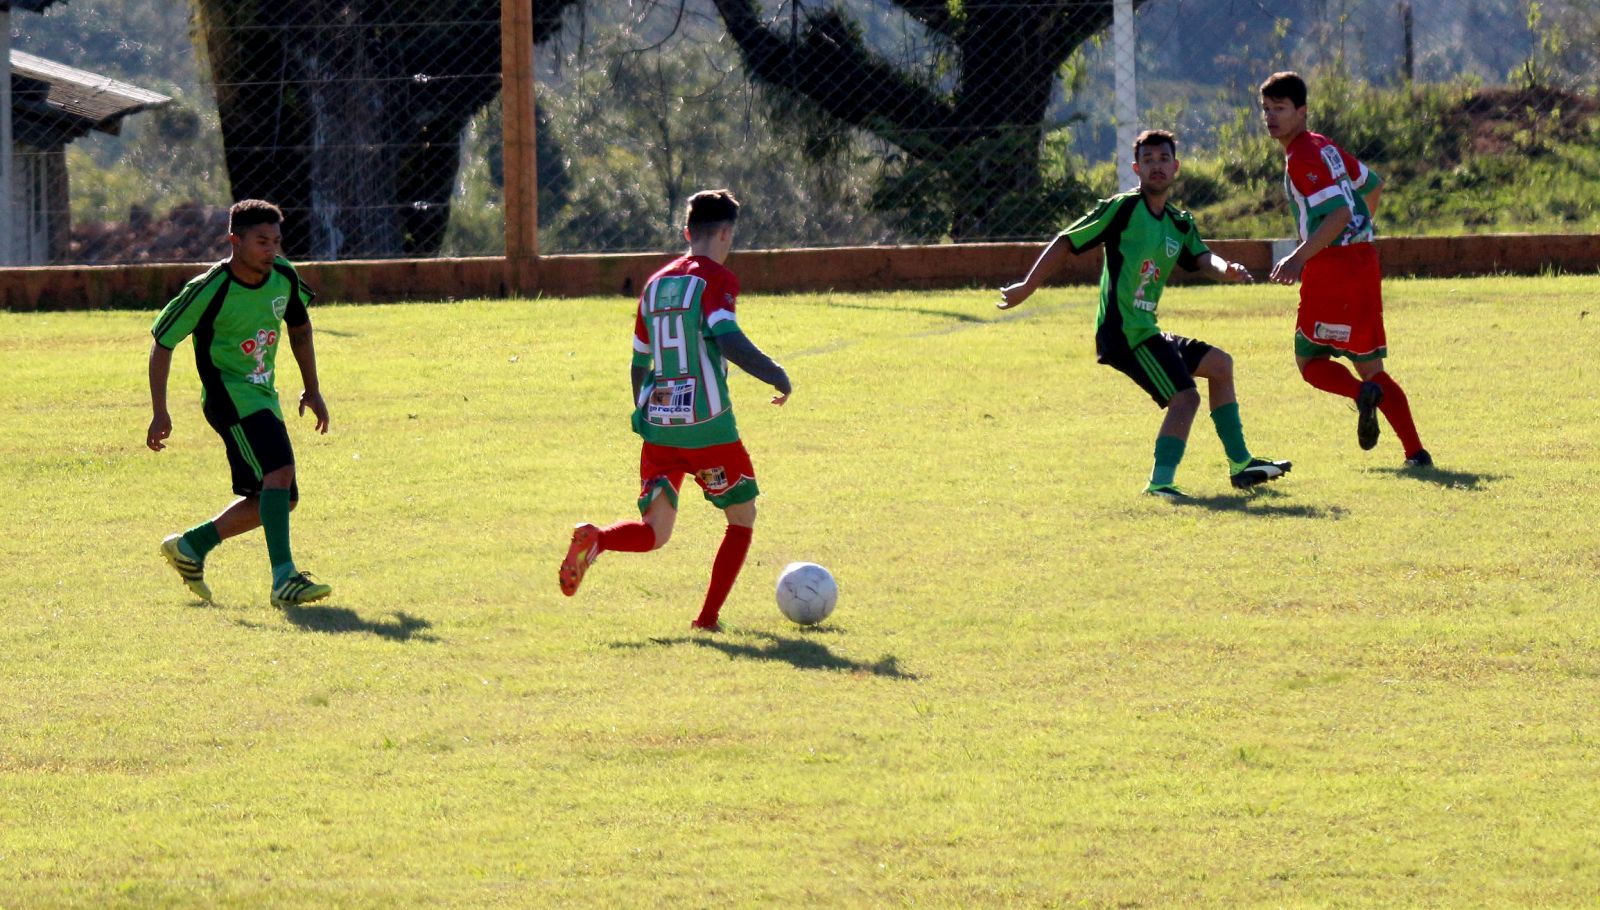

{"left": 998, "top": 129, "right": 1290, "bottom": 499}
{"left": 147, "top": 199, "right": 333, "bottom": 607}
{"left": 559, "top": 190, "right": 792, "bottom": 631}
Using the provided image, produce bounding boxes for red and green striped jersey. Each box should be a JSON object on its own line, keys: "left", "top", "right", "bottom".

{"left": 1283, "top": 130, "right": 1382, "bottom": 247}
{"left": 1061, "top": 190, "right": 1210, "bottom": 355}
{"left": 630, "top": 256, "right": 743, "bottom": 449}
{"left": 151, "top": 256, "right": 313, "bottom": 422}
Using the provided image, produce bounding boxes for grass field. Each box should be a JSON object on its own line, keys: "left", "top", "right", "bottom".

{"left": 3, "top": 275, "right": 1599, "bottom": 907}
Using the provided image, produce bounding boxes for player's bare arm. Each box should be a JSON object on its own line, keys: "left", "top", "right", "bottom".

{"left": 1271, "top": 207, "right": 1352, "bottom": 285}
{"left": 1201, "top": 252, "right": 1254, "bottom": 284}
{"left": 1363, "top": 185, "right": 1383, "bottom": 217}
{"left": 146, "top": 340, "right": 174, "bottom": 451}
{"left": 999, "top": 234, "right": 1075, "bottom": 309}
{"left": 287, "top": 321, "right": 329, "bottom": 433}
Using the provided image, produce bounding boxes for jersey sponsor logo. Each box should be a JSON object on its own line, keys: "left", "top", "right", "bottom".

{"left": 1319, "top": 145, "right": 1349, "bottom": 180}
{"left": 239, "top": 329, "right": 279, "bottom": 385}
{"left": 647, "top": 377, "right": 697, "bottom": 422}
{"left": 271, "top": 295, "right": 288, "bottom": 321}
{"left": 1133, "top": 259, "right": 1161, "bottom": 311}
{"left": 1164, "top": 236, "right": 1180, "bottom": 258}
{"left": 696, "top": 466, "right": 729, "bottom": 491}
{"left": 1313, "top": 321, "right": 1352, "bottom": 343}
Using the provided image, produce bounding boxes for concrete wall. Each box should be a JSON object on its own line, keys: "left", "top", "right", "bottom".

{"left": 1, "top": 234, "right": 1596, "bottom": 311}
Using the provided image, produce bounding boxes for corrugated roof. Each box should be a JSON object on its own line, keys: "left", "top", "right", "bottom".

{"left": 10, "top": 49, "right": 170, "bottom": 129}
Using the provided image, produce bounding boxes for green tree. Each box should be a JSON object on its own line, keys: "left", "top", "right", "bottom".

{"left": 192, "top": 0, "right": 577, "bottom": 259}
{"left": 707, "top": 0, "right": 1153, "bottom": 240}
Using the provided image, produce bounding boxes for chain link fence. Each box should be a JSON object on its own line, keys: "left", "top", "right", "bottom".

{"left": 8, "top": 0, "right": 1599, "bottom": 264}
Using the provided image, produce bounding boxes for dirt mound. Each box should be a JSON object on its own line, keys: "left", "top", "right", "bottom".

{"left": 69, "top": 201, "right": 229, "bottom": 264}
{"left": 1449, "top": 86, "right": 1598, "bottom": 157}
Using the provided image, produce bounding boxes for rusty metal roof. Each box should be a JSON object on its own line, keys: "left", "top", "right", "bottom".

{"left": 10, "top": 49, "right": 170, "bottom": 136}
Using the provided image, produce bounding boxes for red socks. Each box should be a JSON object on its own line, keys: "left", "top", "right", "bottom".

{"left": 696, "top": 525, "right": 753, "bottom": 627}
{"left": 1370, "top": 371, "right": 1424, "bottom": 457}
{"left": 598, "top": 520, "right": 656, "bottom": 553}
{"left": 1300, "top": 361, "right": 1425, "bottom": 457}
{"left": 1299, "top": 358, "right": 1363, "bottom": 398}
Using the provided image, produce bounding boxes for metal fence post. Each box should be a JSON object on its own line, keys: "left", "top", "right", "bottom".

{"left": 1113, "top": 0, "right": 1137, "bottom": 189}
{"left": 1, "top": 8, "right": 14, "bottom": 266}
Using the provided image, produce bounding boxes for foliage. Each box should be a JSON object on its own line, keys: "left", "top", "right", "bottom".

{"left": 5, "top": 277, "right": 1600, "bottom": 904}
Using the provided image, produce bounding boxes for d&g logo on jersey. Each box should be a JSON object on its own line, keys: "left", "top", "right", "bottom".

{"left": 1132, "top": 259, "right": 1161, "bottom": 311}
{"left": 239, "top": 329, "right": 279, "bottom": 384}
{"left": 696, "top": 466, "right": 729, "bottom": 491}
{"left": 271, "top": 295, "right": 289, "bottom": 321}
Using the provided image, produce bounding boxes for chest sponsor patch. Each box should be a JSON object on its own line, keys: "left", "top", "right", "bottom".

{"left": 647, "top": 377, "right": 697, "bottom": 422}
{"left": 1314, "top": 321, "right": 1353, "bottom": 343}
{"left": 1165, "top": 236, "right": 1180, "bottom": 258}
{"left": 271, "top": 295, "right": 288, "bottom": 321}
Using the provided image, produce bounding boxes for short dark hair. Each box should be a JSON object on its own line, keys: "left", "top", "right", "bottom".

{"left": 1133, "top": 129, "right": 1178, "bottom": 159}
{"left": 229, "top": 199, "right": 283, "bottom": 235}
{"left": 685, "top": 189, "right": 740, "bottom": 238}
{"left": 1260, "top": 71, "right": 1308, "bottom": 108}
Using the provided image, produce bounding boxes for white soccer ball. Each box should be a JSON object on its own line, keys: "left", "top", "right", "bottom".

{"left": 775, "top": 561, "right": 838, "bottom": 625}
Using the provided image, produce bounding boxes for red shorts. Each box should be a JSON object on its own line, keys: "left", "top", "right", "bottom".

{"left": 1297, "top": 242, "right": 1387, "bottom": 360}
{"left": 638, "top": 440, "right": 759, "bottom": 512}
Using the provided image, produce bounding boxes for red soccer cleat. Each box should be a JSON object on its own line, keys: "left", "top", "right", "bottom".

{"left": 559, "top": 523, "right": 601, "bottom": 596}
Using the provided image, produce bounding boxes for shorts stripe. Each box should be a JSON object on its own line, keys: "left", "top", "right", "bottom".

{"left": 1135, "top": 345, "right": 1176, "bottom": 400}
{"left": 230, "top": 425, "right": 264, "bottom": 479}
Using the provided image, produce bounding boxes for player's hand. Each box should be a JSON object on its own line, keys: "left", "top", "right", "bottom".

{"left": 146, "top": 411, "right": 172, "bottom": 452}
{"left": 1225, "top": 261, "right": 1254, "bottom": 283}
{"left": 299, "top": 390, "right": 330, "bottom": 434}
{"left": 1270, "top": 255, "right": 1305, "bottom": 285}
{"left": 997, "top": 282, "right": 1032, "bottom": 310}
{"left": 771, "top": 391, "right": 790, "bottom": 406}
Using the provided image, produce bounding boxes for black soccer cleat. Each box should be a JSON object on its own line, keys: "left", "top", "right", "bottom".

{"left": 1230, "top": 457, "right": 1293, "bottom": 489}
{"left": 1356, "top": 380, "right": 1384, "bottom": 451}
{"left": 1403, "top": 448, "right": 1434, "bottom": 469}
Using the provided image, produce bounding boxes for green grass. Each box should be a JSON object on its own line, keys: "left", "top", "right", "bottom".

{"left": 3, "top": 276, "right": 1600, "bottom": 907}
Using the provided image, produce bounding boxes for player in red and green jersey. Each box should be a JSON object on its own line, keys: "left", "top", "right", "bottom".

{"left": 147, "top": 199, "right": 333, "bottom": 607}
{"left": 1000, "top": 130, "right": 1290, "bottom": 499}
{"left": 1261, "top": 71, "right": 1431, "bottom": 468}
{"left": 559, "top": 189, "right": 792, "bottom": 631}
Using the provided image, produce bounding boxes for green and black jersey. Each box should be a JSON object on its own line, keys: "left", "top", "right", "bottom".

{"left": 1059, "top": 190, "right": 1210, "bottom": 359}
{"left": 151, "top": 256, "right": 314, "bottom": 423}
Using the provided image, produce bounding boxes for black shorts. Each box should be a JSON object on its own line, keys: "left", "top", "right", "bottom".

{"left": 1100, "top": 333, "right": 1213, "bottom": 408}
{"left": 204, "top": 406, "right": 298, "bottom": 499}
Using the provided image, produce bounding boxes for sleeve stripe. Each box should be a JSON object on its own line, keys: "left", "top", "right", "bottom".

{"left": 706, "top": 310, "right": 736, "bottom": 327}
{"left": 152, "top": 266, "right": 225, "bottom": 341}
{"left": 1306, "top": 185, "right": 1347, "bottom": 208}
{"left": 633, "top": 337, "right": 651, "bottom": 354}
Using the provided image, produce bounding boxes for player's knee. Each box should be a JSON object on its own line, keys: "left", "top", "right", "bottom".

{"left": 262, "top": 463, "right": 295, "bottom": 489}
{"left": 1170, "top": 388, "right": 1201, "bottom": 414}
{"left": 1209, "top": 350, "right": 1234, "bottom": 379}
{"left": 725, "top": 499, "right": 757, "bottom": 528}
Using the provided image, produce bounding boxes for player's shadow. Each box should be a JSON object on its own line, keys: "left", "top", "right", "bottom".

{"left": 1372, "top": 465, "right": 1499, "bottom": 490}
{"left": 613, "top": 630, "right": 916, "bottom": 679}
{"left": 1166, "top": 487, "right": 1348, "bottom": 518}
{"left": 275, "top": 604, "right": 440, "bottom": 642}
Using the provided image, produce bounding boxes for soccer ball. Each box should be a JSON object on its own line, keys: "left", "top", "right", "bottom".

{"left": 775, "top": 562, "right": 837, "bottom": 625}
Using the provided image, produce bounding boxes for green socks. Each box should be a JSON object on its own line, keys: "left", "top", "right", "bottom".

{"left": 1150, "top": 435, "right": 1187, "bottom": 487}
{"left": 260, "top": 488, "right": 296, "bottom": 584}
{"left": 180, "top": 521, "right": 222, "bottom": 562}
{"left": 1210, "top": 402, "right": 1252, "bottom": 466}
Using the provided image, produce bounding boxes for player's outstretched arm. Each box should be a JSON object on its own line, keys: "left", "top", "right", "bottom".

{"left": 147, "top": 340, "right": 174, "bottom": 451}
{"left": 287, "top": 321, "right": 329, "bottom": 434}
{"left": 1271, "top": 207, "right": 1352, "bottom": 285}
{"left": 719, "top": 331, "right": 792, "bottom": 406}
{"left": 999, "top": 235, "right": 1074, "bottom": 309}
{"left": 1201, "top": 252, "right": 1254, "bottom": 284}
